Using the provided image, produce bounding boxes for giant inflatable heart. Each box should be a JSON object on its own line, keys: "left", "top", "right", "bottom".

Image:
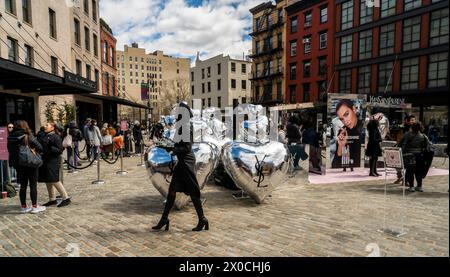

{"left": 146, "top": 142, "right": 219, "bottom": 209}
{"left": 222, "top": 141, "right": 290, "bottom": 204}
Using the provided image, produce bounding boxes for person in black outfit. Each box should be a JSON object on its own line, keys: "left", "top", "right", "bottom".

{"left": 7, "top": 120, "right": 45, "bottom": 213}
{"left": 133, "top": 121, "right": 143, "bottom": 154}
{"left": 286, "top": 116, "right": 307, "bottom": 170}
{"left": 152, "top": 102, "right": 208, "bottom": 232}
{"left": 366, "top": 119, "right": 382, "bottom": 177}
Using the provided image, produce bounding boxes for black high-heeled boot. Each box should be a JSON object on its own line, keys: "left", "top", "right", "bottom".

{"left": 192, "top": 217, "right": 209, "bottom": 231}
{"left": 152, "top": 218, "right": 170, "bottom": 231}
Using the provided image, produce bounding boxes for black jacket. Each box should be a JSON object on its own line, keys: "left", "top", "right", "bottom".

{"left": 286, "top": 123, "right": 301, "bottom": 144}
{"left": 366, "top": 126, "right": 382, "bottom": 157}
{"left": 7, "top": 129, "right": 43, "bottom": 169}
{"left": 38, "top": 132, "right": 64, "bottom": 182}
{"left": 133, "top": 126, "right": 143, "bottom": 142}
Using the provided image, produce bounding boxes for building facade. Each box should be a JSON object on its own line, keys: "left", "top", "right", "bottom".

{"left": 0, "top": 0, "right": 98, "bottom": 130}
{"left": 100, "top": 19, "right": 117, "bottom": 97}
{"left": 190, "top": 54, "right": 252, "bottom": 110}
{"left": 116, "top": 43, "right": 190, "bottom": 121}
{"left": 285, "top": 0, "right": 335, "bottom": 104}
{"left": 333, "top": 0, "right": 449, "bottom": 139}
{"left": 249, "top": 0, "right": 290, "bottom": 107}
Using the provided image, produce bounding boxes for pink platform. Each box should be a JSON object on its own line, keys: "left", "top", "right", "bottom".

{"left": 308, "top": 167, "right": 449, "bottom": 185}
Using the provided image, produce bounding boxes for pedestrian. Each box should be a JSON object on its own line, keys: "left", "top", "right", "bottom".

{"left": 133, "top": 121, "right": 143, "bottom": 154}
{"left": 428, "top": 120, "right": 439, "bottom": 144}
{"left": 286, "top": 116, "right": 307, "bottom": 170}
{"left": 82, "top": 119, "right": 92, "bottom": 161}
{"left": 395, "top": 115, "right": 417, "bottom": 183}
{"left": 401, "top": 122, "right": 431, "bottom": 192}
{"left": 38, "top": 122, "right": 71, "bottom": 207}
{"left": 7, "top": 120, "right": 46, "bottom": 214}
{"left": 86, "top": 120, "right": 102, "bottom": 162}
{"left": 6, "top": 123, "right": 17, "bottom": 184}
{"left": 101, "top": 123, "right": 113, "bottom": 158}
{"left": 152, "top": 102, "right": 209, "bottom": 232}
{"left": 277, "top": 124, "right": 287, "bottom": 144}
{"left": 366, "top": 119, "right": 382, "bottom": 177}
{"left": 63, "top": 121, "right": 83, "bottom": 170}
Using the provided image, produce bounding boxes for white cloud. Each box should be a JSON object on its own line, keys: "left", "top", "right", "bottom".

{"left": 100, "top": 0, "right": 262, "bottom": 61}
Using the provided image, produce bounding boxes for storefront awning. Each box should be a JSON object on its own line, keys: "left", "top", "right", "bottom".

{"left": 82, "top": 93, "right": 150, "bottom": 110}
{"left": 0, "top": 58, "right": 97, "bottom": 95}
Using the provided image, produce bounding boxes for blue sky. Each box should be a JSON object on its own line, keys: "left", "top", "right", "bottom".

{"left": 100, "top": 0, "right": 261, "bottom": 63}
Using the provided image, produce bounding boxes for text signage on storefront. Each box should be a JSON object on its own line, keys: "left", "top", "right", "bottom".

{"left": 0, "top": 127, "right": 9, "bottom": 160}
{"left": 368, "top": 96, "right": 407, "bottom": 108}
{"left": 64, "top": 71, "right": 97, "bottom": 91}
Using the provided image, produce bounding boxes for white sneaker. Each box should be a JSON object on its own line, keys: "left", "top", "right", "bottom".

{"left": 30, "top": 205, "right": 46, "bottom": 214}
{"left": 21, "top": 207, "right": 32, "bottom": 213}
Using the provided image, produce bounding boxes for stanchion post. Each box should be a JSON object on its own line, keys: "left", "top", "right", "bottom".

{"left": 116, "top": 147, "right": 128, "bottom": 176}
{"left": 137, "top": 142, "right": 145, "bottom": 167}
{"left": 92, "top": 153, "right": 105, "bottom": 185}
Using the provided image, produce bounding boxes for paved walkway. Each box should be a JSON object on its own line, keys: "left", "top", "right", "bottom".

{"left": 0, "top": 155, "right": 448, "bottom": 257}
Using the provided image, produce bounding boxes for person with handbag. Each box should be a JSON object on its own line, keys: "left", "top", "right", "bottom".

{"left": 401, "top": 122, "right": 431, "bottom": 192}
{"left": 7, "top": 120, "right": 46, "bottom": 214}
{"left": 286, "top": 116, "right": 308, "bottom": 170}
{"left": 101, "top": 123, "right": 114, "bottom": 158}
{"left": 38, "top": 122, "right": 71, "bottom": 207}
{"left": 366, "top": 119, "right": 383, "bottom": 177}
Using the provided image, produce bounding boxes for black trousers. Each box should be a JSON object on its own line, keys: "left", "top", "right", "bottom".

{"left": 17, "top": 167, "right": 38, "bottom": 206}
{"left": 405, "top": 153, "right": 425, "bottom": 188}
{"left": 369, "top": 156, "right": 378, "bottom": 175}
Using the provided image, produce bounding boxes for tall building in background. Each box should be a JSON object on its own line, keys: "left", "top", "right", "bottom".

{"left": 116, "top": 43, "right": 190, "bottom": 121}
{"left": 190, "top": 54, "right": 252, "bottom": 111}
{"left": 285, "top": 0, "right": 335, "bottom": 104}
{"left": 249, "top": 0, "right": 290, "bottom": 107}
{"left": 333, "top": 0, "right": 448, "bottom": 140}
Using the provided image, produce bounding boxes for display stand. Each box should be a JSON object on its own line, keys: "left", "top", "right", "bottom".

{"left": 378, "top": 147, "right": 407, "bottom": 237}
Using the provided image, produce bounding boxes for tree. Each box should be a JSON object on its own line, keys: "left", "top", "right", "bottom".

{"left": 157, "top": 77, "right": 191, "bottom": 115}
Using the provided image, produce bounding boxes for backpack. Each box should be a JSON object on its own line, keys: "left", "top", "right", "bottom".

{"left": 62, "top": 129, "right": 73, "bottom": 148}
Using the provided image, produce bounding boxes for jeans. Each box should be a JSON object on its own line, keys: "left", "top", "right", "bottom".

{"left": 67, "top": 142, "right": 79, "bottom": 168}
{"left": 17, "top": 166, "right": 38, "bottom": 206}
{"left": 90, "top": 146, "right": 99, "bottom": 161}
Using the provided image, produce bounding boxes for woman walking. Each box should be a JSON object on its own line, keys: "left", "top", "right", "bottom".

{"left": 152, "top": 102, "right": 208, "bottom": 232}
{"left": 7, "top": 120, "right": 46, "bottom": 213}
{"left": 38, "top": 122, "right": 71, "bottom": 207}
{"left": 366, "top": 119, "right": 383, "bottom": 177}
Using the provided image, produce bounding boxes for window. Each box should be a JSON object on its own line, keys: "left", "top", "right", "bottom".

{"left": 289, "top": 86, "right": 296, "bottom": 103}
{"left": 428, "top": 52, "right": 448, "bottom": 87}
{"left": 92, "top": 0, "right": 97, "bottom": 22}
{"left": 379, "top": 23, "right": 395, "bottom": 56}
{"left": 277, "top": 82, "right": 282, "bottom": 100}
{"left": 378, "top": 62, "right": 393, "bottom": 93}
{"left": 49, "top": 8, "right": 57, "bottom": 39}
{"left": 231, "top": 79, "right": 236, "bottom": 89}
{"left": 202, "top": 99, "right": 206, "bottom": 108}
{"left": 7, "top": 37, "right": 18, "bottom": 62}
{"left": 401, "top": 58, "right": 419, "bottom": 90}
{"left": 84, "top": 27, "right": 90, "bottom": 51}
{"left": 191, "top": 72, "right": 194, "bottom": 82}
{"left": 291, "top": 16, "right": 298, "bottom": 33}
{"left": 341, "top": 0, "right": 354, "bottom": 30}
{"left": 340, "top": 35, "right": 353, "bottom": 63}
{"left": 242, "top": 80, "right": 247, "bottom": 90}
{"left": 278, "top": 9, "right": 283, "bottom": 23}
{"left": 277, "top": 58, "right": 282, "bottom": 73}
{"left": 217, "top": 63, "right": 221, "bottom": 75}
{"left": 94, "top": 69, "right": 99, "bottom": 90}
{"left": 290, "top": 40, "right": 297, "bottom": 57}
{"left": 268, "top": 12, "right": 273, "bottom": 27}
{"left": 218, "top": 97, "right": 222, "bottom": 108}
{"left": 264, "top": 36, "right": 273, "bottom": 51}
{"left": 358, "top": 66, "right": 371, "bottom": 94}
{"left": 242, "top": 64, "right": 247, "bottom": 74}
{"left": 105, "top": 73, "right": 109, "bottom": 94}
{"left": 217, "top": 79, "right": 221, "bottom": 91}
{"left": 430, "top": 9, "right": 449, "bottom": 46}
{"left": 303, "top": 36, "right": 311, "bottom": 54}
{"left": 51, "top": 56, "right": 58, "bottom": 75}
{"left": 403, "top": 16, "right": 421, "bottom": 51}
{"left": 320, "top": 6, "right": 328, "bottom": 24}
{"left": 86, "top": 64, "right": 91, "bottom": 80}
{"left": 304, "top": 11, "right": 312, "bottom": 27}
{"left": 303, "top": 84, "right": 311, "bottom": 102}
{"left": 231, "top": 62, "right": 236, "bottom": 73}
{"left": 112, "top": 76, "right": 116, "bottom": 95}
{"left": 359, "top": 30, "right": 372, "bottom": 60}
{"left": 303, "top": 61, "right": 311, "bottom": 78}
{"left": 319, "top": 32, "right": 327, "bottom": 49}
{"left": 74, "top": 19, "right": 81, "bottom": 45}
{"left": 290, "top": 63, "right": 297, "bottom": 80}
{"left": 381, "top": 0, "right": 396, "bottom": 18}
{"left": 404, "top": 0, "right": 421, "bottom": 11}
{"left": 76, "top": 59, "right": 82, "bottom": 76}
{"left": 22, "top": 0, "right": 32, "bottom": 24}
{"left": 207, "top": 82, "right": 211, "bottom": 92}
{"left": 191, "top": 85, "right": 194, "bottom": 95}
{"left": 359, "top": 0, "right": 373, "bottom": 25}
{"left": 103, "top": 42, "right": 108, "bottom": 63}
{"left": 202, "top": 83, "right": 205, "bottom": 93}
{"left": 6, "top": 0, "right": 16, "bottom": 15}
{"left": 84, "top": 0, "right": 89, "bottom": 14}
{"left": 202, "top": 69, "right": 205, "bottom": 79}
{"left": 207, "top": 66, "right": 211, "bottom": 77}
{"left": 24, "top": 44, "right": 33, "bottom": 67}
{"left": 277, "top": 33, "right": 282, "bottom": 48}
{"left": 339, "top": 69, "right": 352, "bottom": 93}
{"left": 110, "top": 46, "right": 114, "bottom": 66}
{"left": 318, "top": 56, "right": 327, "bottom": 75}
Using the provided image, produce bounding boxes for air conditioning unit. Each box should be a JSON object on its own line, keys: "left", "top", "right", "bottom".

{"left": 303, "top": 38, "right": 311, "bottom": 43}
{"left": 304, "top": 22, "right": 312, "bottom": 27}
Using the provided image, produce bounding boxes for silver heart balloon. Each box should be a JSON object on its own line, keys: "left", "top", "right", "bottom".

{"left": 146, "top": 142, "right": 219, "bottom": 209}
{"left": 222, "top": 141, "right": 290, "bottom": 204}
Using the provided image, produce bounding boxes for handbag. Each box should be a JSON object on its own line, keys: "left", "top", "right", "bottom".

{"left": 62, "top": 129, "right": 73, "bottom": 148}
{"left": 102, "top": 134, "right": 113, "bottom": 145}
{"left": 18, "top": 144, "right": 43, "bottom": 168}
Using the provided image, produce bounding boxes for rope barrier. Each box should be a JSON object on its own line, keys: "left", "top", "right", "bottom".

{"left": 75, "top": 148, "right": 89, "bottom": 161}
{"left": 64, "top": 157, "right": 96, "bottom": 170}
{"left": 99, "top": 152, "right": 121, "bottom": 165}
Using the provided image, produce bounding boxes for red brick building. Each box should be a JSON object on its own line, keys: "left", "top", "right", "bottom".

{"left": 285, "top": 0, "right": 335, "bottom": 104}
{"left": 100, "top": 19, "right": 117, "bottom": 97}
{"left": 333, "top": 0, "right": 448, "bottom": 131}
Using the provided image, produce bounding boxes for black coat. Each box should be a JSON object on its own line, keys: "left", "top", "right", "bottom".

{"left": 38, "top": 132, "right": 64, "bottom": 183}
{"left": 366, "top": 127, "right": 382, "bottom": 157}
{"left": 7, "top": 129, "right": 43, "bottom": 169}
{"left": 169, "top": 141, "right": 200, "bottom": 198}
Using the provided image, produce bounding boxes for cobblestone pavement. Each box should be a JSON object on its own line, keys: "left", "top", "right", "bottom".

{"left": 0, "top": 154, "right": 448, "bottom": 257}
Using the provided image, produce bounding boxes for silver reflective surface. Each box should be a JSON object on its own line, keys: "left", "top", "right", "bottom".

{"left": 145, "top": 142, "right": 219, "bottom": 209}
{"left": 222, "top": 141, "right": 290, "bottom": 204}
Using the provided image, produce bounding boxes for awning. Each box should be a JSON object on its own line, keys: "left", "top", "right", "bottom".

{"left": 0, "top": 58, "right": 97, "bottom": 95}
{"left": 82, "top": 93, "right": 150, "bottom": 110}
